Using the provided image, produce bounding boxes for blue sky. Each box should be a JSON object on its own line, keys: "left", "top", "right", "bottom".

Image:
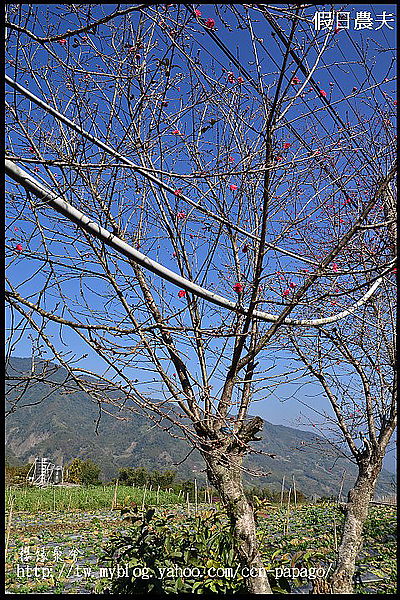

{"left": 6, "top": 4, "right": 396, "bottom": 472}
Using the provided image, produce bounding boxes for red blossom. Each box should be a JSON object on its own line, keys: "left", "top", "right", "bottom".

{"left": 227, "top": 72, "right": 235, "bottom": 83}
{"left": 283, "top": 142, "right": 291, "bottom": 149}
{"left": 233, "top": 282, "right": 243, "bottom": 293}
{"left": 394, "top": 101, "right": 397, "bottom": 106}
{"left": 58, "top": 39, "right": 67, "bottom": 45}
{"left": 229, "top": 184, "right": 238, "bottom": 191}
{"left": 178, "top": 290, "right": 186, "bottom": 297}
{"left": 172, "top": 129, "right": 181, "bottom": 135}
{"left": 319, "top": 89, "right": 327, "bottom": 97}
{"left": 291, "top": 76, "right": 300, "bottom": 84}
{"left": 16, "top": 244, "right": 23, "bottom": 252}
{"left": 289, "top": 282, "right": 296, "bottom": 288}
{"left": 195, "top": 9, "right": 202, "bottom": 17}
{"left": 282, "top": 289, "right": 290, "bottom": 296}
{"left": 205, "top": 18, "right": 215, "bottom": 29}
{"left": 332, "top": 263, "right": 339, "bottom": 272}
{"left": 228, "top": 156, "right": 235, "bottom": 162}
{"left": 174, "top": 189, "right": 183, "bottom": 197}
{"left": 176, "top": 210, "right": 186, "bottom": 218}
{"left": 237, "top": 76, "right": 244, "bottom": 84}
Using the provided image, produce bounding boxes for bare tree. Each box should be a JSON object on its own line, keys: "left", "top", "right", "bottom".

{"left": 287, "top": 171, "right": 396, "bottom": 593}
{"left": 5, "top": 5, "right": 396, "bottom": 594}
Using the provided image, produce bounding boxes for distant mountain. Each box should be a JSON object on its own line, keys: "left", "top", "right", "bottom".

{"left": 5, "top": 357, "right": 395, "bottom": 498}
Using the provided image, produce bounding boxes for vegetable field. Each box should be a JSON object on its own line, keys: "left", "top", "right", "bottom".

{"left": 5, "top": 489, "right": 396, "bottom": 594}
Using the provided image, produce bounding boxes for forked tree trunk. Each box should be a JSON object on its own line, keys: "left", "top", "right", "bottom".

{"left": 203, "top": 450, "right": 272, "bottom": 594}
{"left": 328, "top": 457, "right": 382, "bottom": 594}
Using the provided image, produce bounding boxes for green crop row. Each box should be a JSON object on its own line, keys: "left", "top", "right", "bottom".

{"left": 6, "top": 484, "right": 184, "bottom": 512}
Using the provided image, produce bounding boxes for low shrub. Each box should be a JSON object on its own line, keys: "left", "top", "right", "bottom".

{"left": 96, "top": 506, "right": 246, "bottom": 595}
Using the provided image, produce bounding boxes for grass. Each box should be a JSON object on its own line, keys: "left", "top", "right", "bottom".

{"left": 5, "top": 484, "right": 184, "bottom": 512}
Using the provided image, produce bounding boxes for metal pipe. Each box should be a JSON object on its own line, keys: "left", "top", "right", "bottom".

{"left": 6, "top": 158, "right": 383, "bottom": 326}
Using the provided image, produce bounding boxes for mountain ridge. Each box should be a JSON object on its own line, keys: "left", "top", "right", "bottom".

{"left": 5, "top": 357, "right": 395, "bottom": 498}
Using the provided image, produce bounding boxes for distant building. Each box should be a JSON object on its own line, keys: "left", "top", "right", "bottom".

{"left": 26, "top": 457, "right": 64, "bottom": 486}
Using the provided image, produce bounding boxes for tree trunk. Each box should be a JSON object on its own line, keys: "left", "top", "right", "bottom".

{"left": 203, "top": 449, "right": 272, "bottom": 594}
{"left": 328, "top": 457, "right": 382, "bottom": 594}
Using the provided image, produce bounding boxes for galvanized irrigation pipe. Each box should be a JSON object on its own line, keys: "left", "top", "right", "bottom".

{"left": 6, "top": 158, "right": 383, "bottom": 326}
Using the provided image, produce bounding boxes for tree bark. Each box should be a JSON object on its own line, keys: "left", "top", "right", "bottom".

{"left": 328, "top": 457, "right": 382, "bottom": 594}
{"left": 202, "top": 448, "right": 272, "bottom": 594}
